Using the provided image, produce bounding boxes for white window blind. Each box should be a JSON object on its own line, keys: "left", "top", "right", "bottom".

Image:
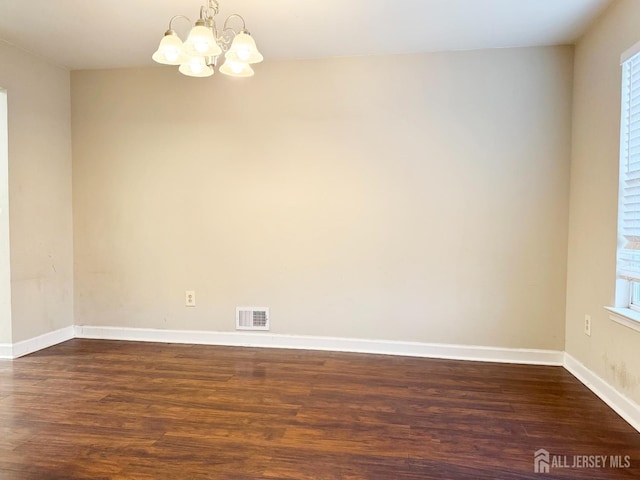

{"left": 618, "top": 52, "right": 640, "bottom": 280}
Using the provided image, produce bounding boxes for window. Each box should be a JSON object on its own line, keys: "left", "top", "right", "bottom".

{"left": 631, "top": 281, "right": 640, "bottom": 312}
{"left": 609, "top": 44, "right": 640, "bottom": 330}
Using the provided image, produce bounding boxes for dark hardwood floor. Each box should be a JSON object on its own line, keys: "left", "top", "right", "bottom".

{"left": 0, "top": 339, "right": 638, "bottom": 479}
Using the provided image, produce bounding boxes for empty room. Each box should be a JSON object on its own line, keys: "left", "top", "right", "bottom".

{"left": 1, "top": 0, "right": 639, "bottom": 478}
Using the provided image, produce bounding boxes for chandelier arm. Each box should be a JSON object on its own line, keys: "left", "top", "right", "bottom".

{"left": 204, "top": 0, "right": 219, "bottom": 20}
{"left": 208, "top": 0, "right": 220, "bottom": 14}
{"left": 168, "top": 15, "right": 192, "bottom": 31}
{"left": 222, "top": 14, "right": 247, "bottom": 33}
{"left": 218, "top": 27, "right": 238, "bottom": 52}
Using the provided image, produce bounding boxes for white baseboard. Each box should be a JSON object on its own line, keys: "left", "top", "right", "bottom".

{"left": 74, "top": 325, "right": 565, "bottom": 366}
{"left": 0, "top": 342, "right": 12, "bottom": 359}
{"left": 3, "top": 326, "right": 75, "bottom": 359}
{"left": 564, "top": 353, "right": 640, "bottom": 433}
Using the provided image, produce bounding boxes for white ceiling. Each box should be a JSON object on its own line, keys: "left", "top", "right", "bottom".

{"left": 0, "top": 0, "right": 613, "bottom": 70}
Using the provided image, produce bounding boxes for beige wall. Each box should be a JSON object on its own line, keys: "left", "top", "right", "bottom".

{"left": 0, "top": 41, "right": 74, "bottom": 343}
{"left": 72, "top": 46, "right": 572, "bottom": 350}
{"left": 566, "top": 0, "right": 640, "bottom": 404}
{"left": 0, "top": 89, "right": 9, "bottom": 344}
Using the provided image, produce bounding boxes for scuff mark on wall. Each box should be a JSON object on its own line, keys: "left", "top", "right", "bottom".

{"left": 603, "top": 353, "right": 639, "bottom": 396}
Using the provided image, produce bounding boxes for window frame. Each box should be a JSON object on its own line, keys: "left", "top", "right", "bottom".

{"left": 629, "top": 281, "right": 640, "bottom": 312}
{"left": 607, "top": 41, "right": 640, "bottom": 332}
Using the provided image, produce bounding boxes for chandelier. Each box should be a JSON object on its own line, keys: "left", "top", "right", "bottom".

{"left": 152, "top": 0, "right": 263, "bottom": 78}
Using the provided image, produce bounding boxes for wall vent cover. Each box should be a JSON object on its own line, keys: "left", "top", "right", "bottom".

{"left": 236, "top": 307, "right": 270, "bottom": 331}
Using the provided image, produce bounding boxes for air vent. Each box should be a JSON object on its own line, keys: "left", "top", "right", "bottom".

{"left": 236, "top": 307, "right": 270, "bottom": 331}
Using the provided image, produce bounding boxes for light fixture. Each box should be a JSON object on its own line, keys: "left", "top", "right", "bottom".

{"left": 153, "top": 0, "right": 263, "bottom": 78}
{"left": 219, "top": 59, "right": 254, "bottom": 77}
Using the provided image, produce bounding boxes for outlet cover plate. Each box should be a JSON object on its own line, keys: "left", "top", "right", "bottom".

{"left": 584, "top": 314, "right": 591, "bottom": 336}
{"left": 185, "top": 291, "right": 196, "bottom": 307}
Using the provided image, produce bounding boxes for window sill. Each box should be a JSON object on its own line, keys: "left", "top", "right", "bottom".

{"left": 604, "top": 306, "right": 640, "bottom": 333}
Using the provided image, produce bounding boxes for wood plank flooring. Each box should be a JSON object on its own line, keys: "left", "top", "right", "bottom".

{"left": 0, "top": 339, "right": 638, "bottom": 479}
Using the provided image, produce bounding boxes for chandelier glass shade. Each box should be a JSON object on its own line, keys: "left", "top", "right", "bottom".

{"left": 153, "top": 0, "right": 263, "bottom": 78}
{"left": 219, "top": 59, "right": 254, "bottom": 77}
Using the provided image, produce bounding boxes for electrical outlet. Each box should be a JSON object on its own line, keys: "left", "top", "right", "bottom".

{"left": 584, "top": 315, "right": 591, "bottom": 336}
{"left": 185, "top": 291, "right": 196, "bottom": 307}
